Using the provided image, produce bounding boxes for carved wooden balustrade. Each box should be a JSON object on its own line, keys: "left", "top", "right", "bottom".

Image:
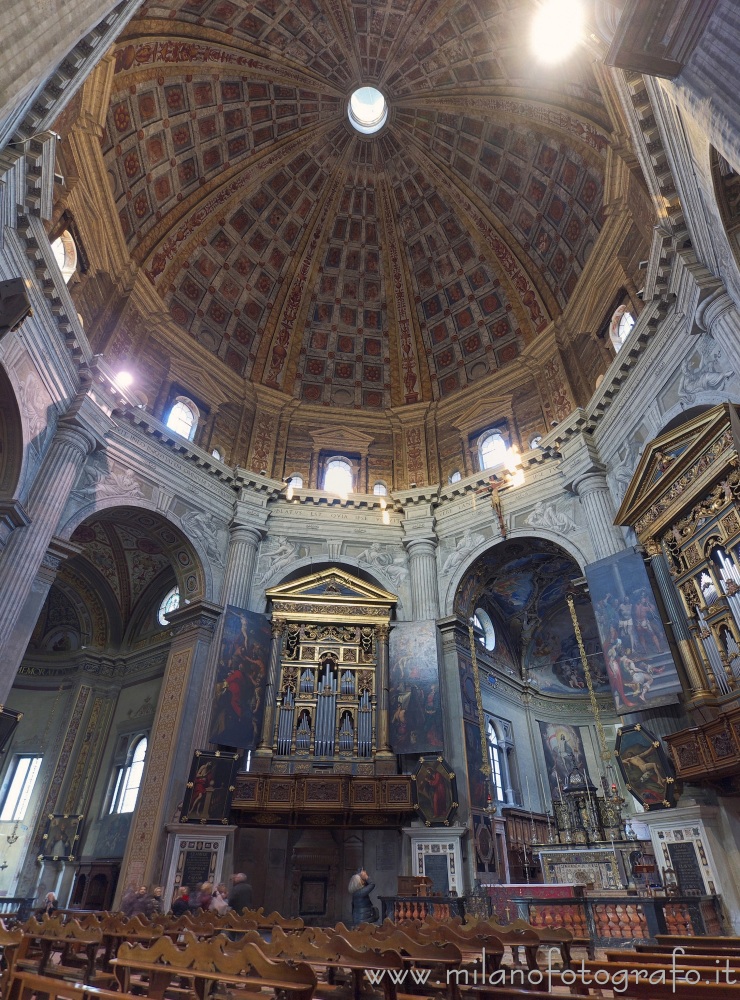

{"left": 231, "top": 772, "right": 413, "bottom": 826}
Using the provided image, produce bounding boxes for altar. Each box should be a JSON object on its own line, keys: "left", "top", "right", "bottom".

{"left": 537, "top": 840, "right": 657, "bottom": 890}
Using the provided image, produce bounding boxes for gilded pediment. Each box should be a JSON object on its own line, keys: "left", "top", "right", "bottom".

{"left": 266, "top": 568, "right": 396, "bottom": 607}
{"left": 615, "top": 403, "right": 740, "bottom": 538}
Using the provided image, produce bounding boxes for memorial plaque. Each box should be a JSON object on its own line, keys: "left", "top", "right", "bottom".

{"left": 182, "top": 849, "right": 214, "bottom": 889}
{"left": 423, "top": 854, "right": 450, "bottom": 894}
{"left": 667, "top": 842, "right": 705, "bottom": 893}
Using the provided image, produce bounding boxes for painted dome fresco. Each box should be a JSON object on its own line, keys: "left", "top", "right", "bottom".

{"left": 93, "top": 0, "right": 623, "bottom": 410}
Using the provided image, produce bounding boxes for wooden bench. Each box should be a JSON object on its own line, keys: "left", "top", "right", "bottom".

{"left": 15, "top": 917, "right": 108, "bottom": 986}
{"left": 6, "top": 970, "right": 140, "bottom": 1000}
{"left": 111, "top": 932, "right": 316, "bottom": 1000}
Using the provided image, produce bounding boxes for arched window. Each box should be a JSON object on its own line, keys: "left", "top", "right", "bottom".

{"left": 287, "top": 474, "right": 303, "bottom": 489}
{"left": 166, "top": 398, "right": 198, "bottom": 440}
{"left": 158, "top": 586, "right": 180, "bottom": 626}
{"left": 479, "top": 431, "right": 507, "bottom": 471}
{"left": 609, "top": 306, "right": 635, "bottom": 353}
{"left": 487, "top": 722, "right": 504, "bottom": 803}
{"left": 449, "top": 470, "right": 462, "bottom": 484}
{"left": 473, "top": 609, "right": 496, "bottom": 650}
{"left": 110, "top": 736, "right": 147, "bottom": 814}
{"left": 211, "top": 447, "right": 224, "bottom": 462}
{"left": 324, "top": 458, "right": 353, "bottom": 496}
{"left": 373, "top": 481, "right": 387, "bottom": 496}
{"left": 51, "top": 230, "right": 78, "bottom": 284}
{"left": 530, "top": 435, "right": 543, "bottom": 449}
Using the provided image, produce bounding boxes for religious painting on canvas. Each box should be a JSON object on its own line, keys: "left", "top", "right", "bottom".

{"left": 538, "top": 721, "right": 591, "bottom": 797}
{"left": 412, "top": 756, "right": 458, "bottom": 826}
{"left": 389, "top": 621, "right": 444, "bottom": 754}
{"left": 180, "top": 750, "right": 239, "bottom": 824}
{"left": 585, "top": 549, "right": 682, "bottom": 713}
{"left": 38, "top": 813, "right": 84, "bottom": 861}
{"left": 464, "top": 720, "right": 488, "bottom": 810}
{"left": 208, "top": 607, "right": 271, "bottom": 749}
{"left": 615, "top": 724, "right": 678, "bottom": 811}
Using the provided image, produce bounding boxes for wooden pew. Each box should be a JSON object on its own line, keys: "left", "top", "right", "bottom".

{"left": 111, "top": 932, "right": 316, "bottom": 1000}
{"left": 0, "top": 925, "right": 24, "bottom": 997}
{"left": 15, "top": 917, "right": 107, "bottom": 986}
{"left": 6, "top": 970, "right": 140, "bottom": 1000}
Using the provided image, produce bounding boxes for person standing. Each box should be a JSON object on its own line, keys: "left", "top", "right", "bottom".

{"left": 348, "top": 868, "right": 376, "bottom": 926}
{"left": 228, "top": 872, "right": 253, "bottom": 913}
{"left": 171, "top": 886, "right": 190, "bottom": 917}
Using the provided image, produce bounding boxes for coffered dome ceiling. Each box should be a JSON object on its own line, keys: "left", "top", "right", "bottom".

{"left": 102, "top": 0, "right": 615, "bottom": 409}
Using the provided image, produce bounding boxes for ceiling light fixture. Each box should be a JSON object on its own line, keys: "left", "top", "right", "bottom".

{"left": 531, "top": 0, "right": 585, "bottom": 64}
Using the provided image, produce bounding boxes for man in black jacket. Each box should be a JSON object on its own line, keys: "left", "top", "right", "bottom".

{"left": 228, "top": 872, "right": 253, "bottom": 913}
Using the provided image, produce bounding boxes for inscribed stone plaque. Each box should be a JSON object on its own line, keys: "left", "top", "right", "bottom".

{"left": 667, "top": 842, "right": 705, "bottom": 893}
{"left": 182, "top": 849, "right": 213, "bottom": 888}
{"left": 423, "top": 854, "right": 450, "bottom": 894}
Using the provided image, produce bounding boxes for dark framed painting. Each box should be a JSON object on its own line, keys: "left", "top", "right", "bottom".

{"left": 208, "top": 607, "right": 271, "bottom": 749}
{"left": 180, "top": 750, "right": 239, "bottom": 824}
{"left": 464, "top": 720, "right": 488, "bottom": 810}
{"left": 614, "top": 724, "right": 679, "bottom": 811}
{"left": 584, "top": 548, "right": 682, "bottom": 713}
{"left": 412, "top": 755, "right": 458, "bottom": 826}
{"left": 389, "top": 621, "right": 444, "bottom": 754}
{"left": 38, "top": 813, "right": 83, "bottom": 862}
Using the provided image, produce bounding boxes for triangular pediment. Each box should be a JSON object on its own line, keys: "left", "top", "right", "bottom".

{"left": 615, "top": 403, "right": 740, "bottom": 537}
{"left": 308, "top": 427, "right": 375, "bottom": 454}
{"left": 266, "top": 568, "right": 396, "bottom": 606}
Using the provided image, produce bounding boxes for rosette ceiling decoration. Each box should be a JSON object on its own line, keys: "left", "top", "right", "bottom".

{"left": 105, "top": 0, "right": 613, "bottom": 409}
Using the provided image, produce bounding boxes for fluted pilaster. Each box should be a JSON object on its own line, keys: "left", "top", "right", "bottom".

{"left": 0, "top": 420, "right": 96, "bottom": 699}
{"left": 573, "top": 472, "right": 625, "bottom": 561}
{"left": 405, "top": 537, "right": 440, "bottom": 620}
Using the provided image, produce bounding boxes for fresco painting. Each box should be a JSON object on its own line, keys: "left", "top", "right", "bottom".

{"left": 525, "top": 598, "right": 608, "bottom": 695}
{"left": 208, "top": 607, "right": 271, "bottom": 749}
{"left": 389, "top": 621, "right": 443, "bottom": 753}
{"left": 585, "top": 549, "right": 682, "bottom": 713}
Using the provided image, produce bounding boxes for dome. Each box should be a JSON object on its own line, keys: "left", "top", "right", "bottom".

{"left": 99, "top": 0, "right": 617, "bottom": 411}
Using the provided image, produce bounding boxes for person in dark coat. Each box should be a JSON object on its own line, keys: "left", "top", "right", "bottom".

{"left": 171, "top": 887, "right": 190, "bottom": 917}
{"left": 348, "top": 868, "right": 376, "bottom": 926}
{"left": 228, "top": 872, "right": 253, "bottom": 913}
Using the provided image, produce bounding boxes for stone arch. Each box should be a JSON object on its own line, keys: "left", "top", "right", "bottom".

{"left": 441, "top": 527, "right": 590, "bottom": 619}
{"left": 58, "top": 499, "right": 213, "bottom": 603}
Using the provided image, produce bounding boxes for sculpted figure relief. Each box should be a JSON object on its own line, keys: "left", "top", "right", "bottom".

{"left": 75, "top": 462, "right": 145, "bottom": 501}
{"left": 441, "top": 528, "right": 485, "bottom": 575}
{"left": 257, "top": 535, "right": 300, "bottom": 584}
{"left": 357, "top": 541, "right": 408, "bottom": 588}
{"left": 679, "top": 335, "right": 733, "bottom": 403}
{"left": 525, "top": 499, "right": 577, "bottom": 533}
{"left": 181, "top": 508, "right": 227, "bottom": 567}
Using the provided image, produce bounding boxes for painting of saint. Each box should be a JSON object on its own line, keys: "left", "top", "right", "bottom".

{"left": 389, "top": 622, "right": 444, "bottom": 754}
{"left": 208, "top": 607, "right": 271, "bottom": 749}
{"left": 39, "top": 814, "right": 83, "bottom": 861}
{"left": 181, "top": 750, "right": 239, "bottom": 824}
{"left": 412, "top": 757, "right": 457, "bottom": 826}
{"left": 538, "top": 722, "right": 590, "bottom": 797}
{"left": 585, "top": 549, "right": 682, "bottom": 714}
{"left": 615, "top": 725, "right": 678, "bottom": 811}
{"left": 464, "top": 720, "right": 488, "bottom": 810}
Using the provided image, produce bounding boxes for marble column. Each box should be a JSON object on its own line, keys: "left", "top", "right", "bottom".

{"left": 190, "top": 523, "right": 263, "bottom": 749}
{"left": 375, "top": 623, "right": 392, "bottom": 756}
{"left": 220, "top": 524, "right": 264, "bottom": 610}
{"left": 256, "top": 619, "right": 286, "bottom": 756}
{"left": 116, "top": 599, "right": 221, "bottom": 898}
{"left": 0, "top": 418, "right": 96, "bottom": 701}
{"left": 572, "top": 471, "right": 625, "bottom": 562}
{"left": 405, "top": 537, "right": 440, "bottom": 620}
